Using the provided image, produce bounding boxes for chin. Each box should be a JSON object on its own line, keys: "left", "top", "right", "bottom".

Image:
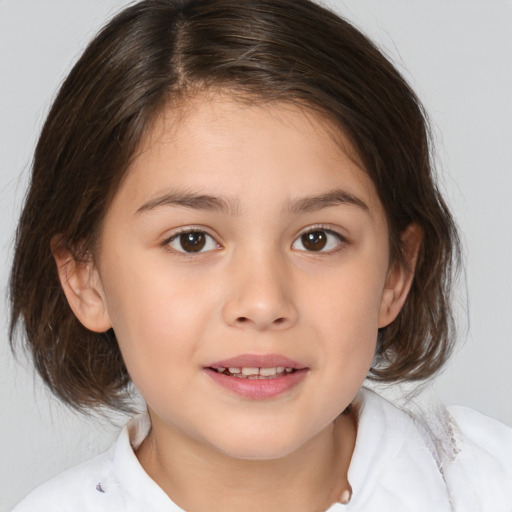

{"left": 205, "top": 427, "right": 310, "bottom": 461}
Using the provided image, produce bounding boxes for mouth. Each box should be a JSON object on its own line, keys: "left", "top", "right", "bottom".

{"left": 209, "top": 366, "right": 297, "bottom": 379}
{"left": 204, "top": 354, "right": 308, "bottom": 399}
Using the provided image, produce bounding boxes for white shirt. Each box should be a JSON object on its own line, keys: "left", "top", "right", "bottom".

{"left": 13, "top": 389, "right": 512, "bottom": 511}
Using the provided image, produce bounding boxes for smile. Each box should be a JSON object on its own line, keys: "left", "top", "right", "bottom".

{"left": 204, "top": 354, "right": 308, "bottom": 399}
{"left": 213, "top": 366, "right": 296, "bottom": 379}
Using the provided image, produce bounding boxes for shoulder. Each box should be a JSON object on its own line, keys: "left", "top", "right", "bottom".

{"left": 448, "top": 403, "right": 512, "bottom": 461}
{"left": 12, "top": 413, "right": 178, "bottom": 512}
{"left": 11, "top": 449, "right": 122, "bottom": 512}
{"left": 398, "top": 391, "right": 512, "bottom": 510}
{"left": 351, "top": 389, "right": 512, "bottom": 511}
{"left": 348, "top": 389, "right": 454, "bottom": 510}
{"left": 445, "top": 405, "right": 512, "bottom": 508}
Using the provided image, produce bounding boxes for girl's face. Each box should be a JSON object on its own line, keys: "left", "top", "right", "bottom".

{"left": 78, "top": 94, "right": 411, "bottom": 459}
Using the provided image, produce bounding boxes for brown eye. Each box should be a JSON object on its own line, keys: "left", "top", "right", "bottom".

{"left": 301, "top": 231, "right": 327, "bottom": 251}
{"left": 180, "top": 232, "right": 206, "bottom": 252}
{"left": 292, "top": 229, "right": 344, "bottom": 252}
{"left": 167, "top": 230, "right": 218, "bottom": 253}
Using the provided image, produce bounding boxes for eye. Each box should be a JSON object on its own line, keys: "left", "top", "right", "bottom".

{"left": 292, "top": 228, "right": 344, "bottom": 252}
{"left": 166, "top": 230, "right": 220, "bottom": 253}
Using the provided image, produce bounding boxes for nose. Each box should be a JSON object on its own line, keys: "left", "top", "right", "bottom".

{"left": 222, "top": 250, "right": 298, "bottom": 332}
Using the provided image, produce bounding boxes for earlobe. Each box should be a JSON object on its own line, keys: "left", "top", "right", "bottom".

{"left": 378, "top": 223, "right": 423, "bottom": 328}
{"left": 51, "top": 237, "right": 112, "bottom": 333}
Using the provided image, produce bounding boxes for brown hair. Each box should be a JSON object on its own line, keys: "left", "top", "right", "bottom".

{"left": 9, "top": 0, "right": 460, "bottom": 412}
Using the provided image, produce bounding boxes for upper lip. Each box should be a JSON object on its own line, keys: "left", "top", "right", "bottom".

{"left": 207, "top": 354, "right": 307, "bottom": 370}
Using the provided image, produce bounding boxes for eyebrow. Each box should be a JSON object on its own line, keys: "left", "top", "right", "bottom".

{"left": 283, "top": 189, "right": 369, "bottom": 214}
{"left": 135, "top": 190, "right": 241, "bottom": 216}
{"left": 135, "top": 188, "right": 369, "bottom": 216}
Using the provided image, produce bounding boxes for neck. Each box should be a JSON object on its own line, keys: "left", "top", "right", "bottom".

{"left": 136, "top": 410, "right": 357, "bottom": 512}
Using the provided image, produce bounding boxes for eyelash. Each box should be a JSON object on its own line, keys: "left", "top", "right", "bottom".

{"left": 292, "top": 225, "right": 348, "bottom": 254}
{"left": 162, "top": 225, "right": 348, "bottom": 255}
{"left": 162, "top": 227, "right": 221, "bottom": 255}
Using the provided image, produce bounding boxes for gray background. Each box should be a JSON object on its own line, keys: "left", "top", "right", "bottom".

{"left": 1, "top": 1, "right": 511, "bottom": 510}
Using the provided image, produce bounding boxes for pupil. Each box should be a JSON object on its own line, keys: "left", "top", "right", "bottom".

{"left": 180, "top": 232, "right": 206, "bottom": 252}
{"left": 302, "top": 231, "right": 327, "bottom": 251}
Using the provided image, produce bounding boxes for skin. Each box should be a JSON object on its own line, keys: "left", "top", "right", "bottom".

{"left": 54, "top": 93, "right": 421, "bottom": 512}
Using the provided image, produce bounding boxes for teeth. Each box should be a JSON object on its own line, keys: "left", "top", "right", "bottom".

{"left": 215, "top": 366, "right": 297, "bottom": 378}
{"left": 241, "top": 367, "right": 259, "bottom": 376}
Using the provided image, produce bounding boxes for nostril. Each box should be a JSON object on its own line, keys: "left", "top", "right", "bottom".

{"left": 236, "top": 316, "right": 286, "bottom": 325}
{"left": 236, "top": 316, "right": 286, "bottom": 326}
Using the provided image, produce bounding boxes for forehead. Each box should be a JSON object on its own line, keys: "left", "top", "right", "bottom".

{"left": 143, "top": 93, "right": 362, "bottom": 168}
{"left": 115, "top": 93, "right": 384, "bottom": 218}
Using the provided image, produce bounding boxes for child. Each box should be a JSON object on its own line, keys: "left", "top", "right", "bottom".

{"left": 8, "top": 0, "right": 512, "bottom": 510}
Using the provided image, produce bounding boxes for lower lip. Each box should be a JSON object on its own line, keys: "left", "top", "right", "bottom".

{"left": 204, "top": 369, "right": 308, "bottom": 399}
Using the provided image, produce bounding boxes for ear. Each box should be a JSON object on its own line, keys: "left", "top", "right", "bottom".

{"left": 378, "top": 223, "right": 423, "bottom": 328}
{"left": 51, "top": 237, "right": 112, "bottom": 333}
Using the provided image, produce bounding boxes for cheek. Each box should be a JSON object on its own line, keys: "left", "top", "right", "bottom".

{"left": 311, "top": 259, "right": 386, "bottom": 335}
{"left": 305, "top": 253, "right": 387, "bottom": 380}
{"left": 99, "top": 255, "right": 217, "bottom": 386}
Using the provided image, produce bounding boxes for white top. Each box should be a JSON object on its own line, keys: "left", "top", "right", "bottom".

{"left": 13, "top": 389, "right": 512, "bottom": 511}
